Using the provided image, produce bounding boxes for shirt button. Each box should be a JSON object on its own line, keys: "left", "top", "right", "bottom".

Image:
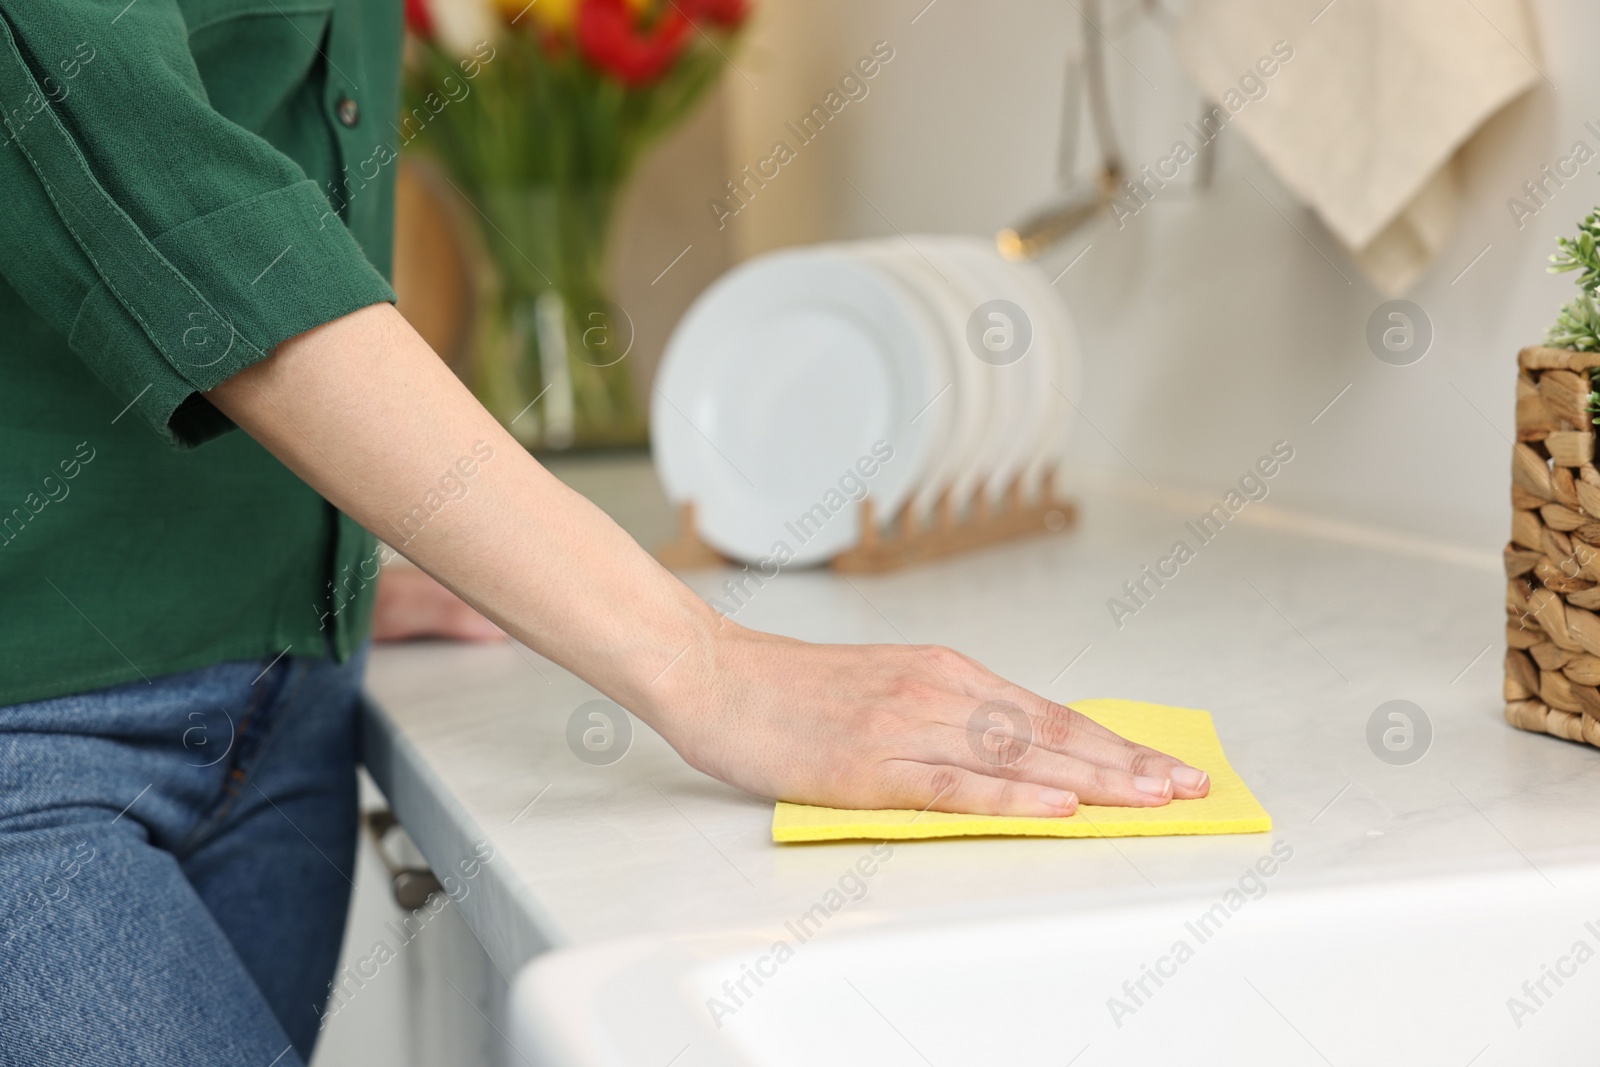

{"left": 336, "top": 96, "right": 360, "bottom": 127}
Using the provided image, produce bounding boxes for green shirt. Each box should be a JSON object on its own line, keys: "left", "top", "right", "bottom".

{"left": 0, "top": 0, "right": 402, "bottom": 705}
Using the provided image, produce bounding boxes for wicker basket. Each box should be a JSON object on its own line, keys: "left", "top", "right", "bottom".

{"left": 1505, "top": 345, "right": 1600, "bottom": 748}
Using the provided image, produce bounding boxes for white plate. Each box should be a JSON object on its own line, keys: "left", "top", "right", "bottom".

{"left": 1003, "top": 254, "right": 1081, "bottom": 501}
{"left": 851, "top": 241, "right": 985, "bottom": 524}
{"left": 652, "top": 247, "right": 942, "bottom": 566}
{"left": 925, "top": 237, "right": 1055, "bottom": 507}
{"left": 897, "top": 241, "right": 1005, "bottom": 515}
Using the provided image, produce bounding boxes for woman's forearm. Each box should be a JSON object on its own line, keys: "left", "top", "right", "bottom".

{"left": 209, "top": 301, "right": 1209, "bottom": 815}
{"left": 207, "top": 302, "right": 719, "bottom": 723}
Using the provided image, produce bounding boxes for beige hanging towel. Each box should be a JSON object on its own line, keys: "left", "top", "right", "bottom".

{"left": 1170, "top": 0, "right": 1542, "bottom": 294}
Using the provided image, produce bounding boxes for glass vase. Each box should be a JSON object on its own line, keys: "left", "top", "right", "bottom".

{"left": 470, "top": 185, "right": 644, "bottom": 451}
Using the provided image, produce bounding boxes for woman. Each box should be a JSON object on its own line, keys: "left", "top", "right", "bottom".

{"left": 0, "top": 1, "right": 1207, "bottom": 1063}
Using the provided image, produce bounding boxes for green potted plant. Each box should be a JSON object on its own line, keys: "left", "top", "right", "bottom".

{"left": 1503, "top": 208, "right": 1600, "bottom": 748}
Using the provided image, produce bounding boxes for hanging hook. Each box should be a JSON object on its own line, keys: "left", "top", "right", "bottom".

{"left": 997, "top": 0, "right": 1124, "bottom": 260}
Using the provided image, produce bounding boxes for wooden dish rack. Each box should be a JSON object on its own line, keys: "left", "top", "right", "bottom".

{"left": 1505, "top": 345, "right": 1600, "bottom": 749}
{"left": 656, "top": 474, "right": 1076, "bottom": 574}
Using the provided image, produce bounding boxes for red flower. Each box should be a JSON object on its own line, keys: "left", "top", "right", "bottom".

{"left": 403, "top": 0, "right": 435, "bottom": 38}
{"left": 678, "top": 0, "right": 747, "bottom": 28}
{"left": 576, "top": 0, "right": 691, "bottom": 86}
{"left": 539, "top": 26, "right": 567, "bottom": 61}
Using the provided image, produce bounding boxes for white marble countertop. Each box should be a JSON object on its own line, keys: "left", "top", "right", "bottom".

{"left": 361, "top": 456, "right": 1600, "bottom": 981}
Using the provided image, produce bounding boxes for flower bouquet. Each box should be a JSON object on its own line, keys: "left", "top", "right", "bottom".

{"left": 402, "top": 0, "right": 749, "bottom": 448}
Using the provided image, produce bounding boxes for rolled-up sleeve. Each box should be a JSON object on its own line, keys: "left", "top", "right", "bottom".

{"left": 0, "top": 1, "right": 396, "bottom": 446}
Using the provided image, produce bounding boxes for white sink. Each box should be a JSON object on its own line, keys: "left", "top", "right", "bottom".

{"left": 511, "top": 859, "right": 1600, "bottom": 1066}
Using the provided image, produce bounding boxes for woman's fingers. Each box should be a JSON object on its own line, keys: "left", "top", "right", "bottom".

{"left": 675, "top": 636, "right": 1213, "bottom": 818}
{"left": 984, "top": 686, "right": 1211, "bottom": 800}
{"left": 882, "top": 760, "right": 1080, "bottom": 818}
{"left": 884, "top": 655, "right": 1209, "bottom": 807}
{"left": 1029, "top": 702, "right": 1209, "bottom": 798}
{"left": 943, "top": 724, "right": 1179, "bottom": 807}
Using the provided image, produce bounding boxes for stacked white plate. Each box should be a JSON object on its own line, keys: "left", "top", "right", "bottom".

{"left": 651, "top": 235, "right": 1081, "bottom": 567}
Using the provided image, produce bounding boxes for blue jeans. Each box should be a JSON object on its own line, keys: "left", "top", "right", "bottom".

{"left": 0, "top": 648, "right": 367, "bottom": 1066}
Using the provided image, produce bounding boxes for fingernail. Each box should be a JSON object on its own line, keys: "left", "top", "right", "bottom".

{"left": 1134, "top": 776, "right": 1173, "bottom": 798}
{"left": 1170, "top": 766, "right": 1208, "bottom": 791}
{"left": 1039, "top": 787, "right": 1077, "bottom": 810}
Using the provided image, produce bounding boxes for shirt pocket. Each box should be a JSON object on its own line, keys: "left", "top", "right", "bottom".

{"left": 181, "top": 0, "right": 334, "bottom": 37}
{"left": 181, "top": 0, "right": 335, "bottom": 133}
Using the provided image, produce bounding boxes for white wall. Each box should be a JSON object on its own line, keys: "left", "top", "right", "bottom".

{"left": 718, "top": 0, "right": 1594, "bottom": 554}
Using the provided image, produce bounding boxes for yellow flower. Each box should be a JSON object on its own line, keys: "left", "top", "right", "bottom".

{"left": 499, "top": 0, "right": 651, "bottom": 33}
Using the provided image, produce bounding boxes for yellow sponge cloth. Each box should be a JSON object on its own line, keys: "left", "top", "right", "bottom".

{"left": 772, "top": 699, "right": 1271, "bottom": 843}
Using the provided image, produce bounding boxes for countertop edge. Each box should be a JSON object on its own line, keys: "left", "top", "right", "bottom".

{"left": 361, "top": 694, "right": 567, "bottom": 978}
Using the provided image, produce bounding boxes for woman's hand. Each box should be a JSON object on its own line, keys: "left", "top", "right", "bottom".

{"left": 371, "top": 565, "right": 505, "bottom": 643}
{"left": 647, "top": 623, "right": 1210, "bottom": 817}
